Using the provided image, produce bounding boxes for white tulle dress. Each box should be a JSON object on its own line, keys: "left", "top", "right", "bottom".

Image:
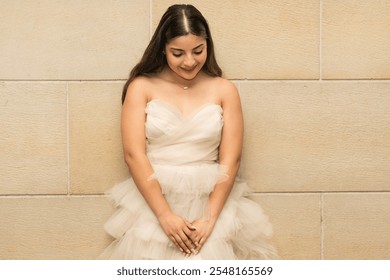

{"left": 99, "top": 99, "right": 277, "bottom": 259}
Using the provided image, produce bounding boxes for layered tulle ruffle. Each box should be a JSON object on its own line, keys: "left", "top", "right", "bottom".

{"left": 99, "top": 163, "right": 277, "bottom": 260}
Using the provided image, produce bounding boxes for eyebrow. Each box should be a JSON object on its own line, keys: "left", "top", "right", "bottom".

{"left": 170, "top": 43, "right": 204, "bottom": 51}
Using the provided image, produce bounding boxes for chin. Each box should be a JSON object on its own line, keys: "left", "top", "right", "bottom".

{"left": 181, "top": 74, "right": 197, "bottom": 80}
{"left": 179, "top": 69, "right": 201, "bottom": 80}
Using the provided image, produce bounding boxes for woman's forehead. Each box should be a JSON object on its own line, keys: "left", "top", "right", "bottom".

{"left": 166, "top": 34, "right": 206, "bottom": 49}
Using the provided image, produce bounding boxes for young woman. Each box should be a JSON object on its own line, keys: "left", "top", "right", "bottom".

{"left": 100, "top": 4, "right": 277, "bottom": 259}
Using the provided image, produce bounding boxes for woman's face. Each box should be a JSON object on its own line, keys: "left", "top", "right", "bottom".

{"left": 164, "top": 34, "right": 207, "bottom": 81}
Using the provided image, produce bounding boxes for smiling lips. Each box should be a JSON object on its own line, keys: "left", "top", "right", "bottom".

{"left": 181, "top": 66, "right": 197, "bottom": 72}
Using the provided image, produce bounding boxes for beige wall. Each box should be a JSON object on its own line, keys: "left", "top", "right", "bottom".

{"left": 1, "top": 0, "right": 389, "bottom": 260}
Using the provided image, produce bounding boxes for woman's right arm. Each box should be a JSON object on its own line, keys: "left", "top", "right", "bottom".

{"left": 121, "top": 78, "right": 196, "bottom": 256}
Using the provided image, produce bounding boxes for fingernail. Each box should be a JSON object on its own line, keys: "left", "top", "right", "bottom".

{"left": 194, "top": 250, "right": 199, "bottom": 255}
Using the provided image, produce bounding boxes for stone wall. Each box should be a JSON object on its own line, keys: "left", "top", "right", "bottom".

{"left": 1, "top": 0, "right": 389, "bottom": 259}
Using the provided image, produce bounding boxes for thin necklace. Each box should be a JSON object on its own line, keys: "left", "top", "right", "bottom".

{"left": 164, "top": 68, "right": 193, "bottom": 90}
{"left": 171, "top": 81, "right": 191, "bottom": 90}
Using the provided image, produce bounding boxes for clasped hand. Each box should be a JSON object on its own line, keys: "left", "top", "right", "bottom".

{"left": 158, "top": 213, "right": 214, "bottom": 257}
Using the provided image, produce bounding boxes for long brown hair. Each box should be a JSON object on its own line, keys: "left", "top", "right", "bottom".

{"left": 122, "top": 4, "right": 222, "bottom": 103}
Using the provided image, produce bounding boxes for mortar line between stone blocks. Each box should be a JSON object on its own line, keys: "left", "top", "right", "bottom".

{"left": 231, "top": 79, "right": 390, "bottom": 83}
{"left": 66, "top": 82, "right": 71, "bottom": 196}
{"left": 0, "top": 194, "right": 107, "bottom": 199}
{"left": 319, "top": 0, "right": 323, "bottom": 81}
{"left": 2, "top": 79, "right": 390, "bottom": 83}
{"left": 250, "top": 191, "right": 390, "bottom": 195}
{"left": 149, "top": 0, "right": 153, "bottom": 38}
{"left": 1, "top": 191, "right": 389, "bottom": 199}
{"left": 320, "top": 193, "right": 324, "bottom": 260}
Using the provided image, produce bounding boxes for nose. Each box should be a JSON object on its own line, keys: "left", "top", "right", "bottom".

{"left": 183, "top": 54, "right": 195, "bottom": 67}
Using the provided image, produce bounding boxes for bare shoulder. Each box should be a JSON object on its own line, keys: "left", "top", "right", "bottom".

{"left": 210, "top": 77, "right": 240, "bottom": 106}
{"left": 217, "top": 77, "right": 238, "bottom": 93}
{"left": 124, "top": 76, "right": 154, "bottom": 104}
{"left": 126, "top": 76, "right": 153, "bottom": 94}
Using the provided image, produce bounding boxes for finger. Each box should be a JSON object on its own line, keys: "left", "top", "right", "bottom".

{"left": 183, "top": 227, "right": 198, "bottom": 246}
{"left": 174, "top": 233, "right": 192, "bottom": 254}
{"left": 178, "top": 231, "right": 196, "bottom": 252}
{"left": 194, "top": 237, "right": 206, "bottom": 255}
{"left": 183, "top": 224, "right": 197, "bottom": 237}
{"left": 185, "top": 221, "right": 196, "bottom": 231}
{"left": 170, "top": 236, "right": 183, "bottom": 253}
{"left": 199, "top": 236, "right": 207, "bottom": 247}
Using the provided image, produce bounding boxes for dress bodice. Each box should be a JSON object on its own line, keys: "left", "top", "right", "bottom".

{"left": 145, "top": 99, "right": 223, "bottom": 165}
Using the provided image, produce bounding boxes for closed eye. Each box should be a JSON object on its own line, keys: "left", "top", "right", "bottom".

{"left": 169, "top": 43, "right": 205, "bottom": 57}
{"left": 172, "top": 50, "right": 202, "bottom": 57}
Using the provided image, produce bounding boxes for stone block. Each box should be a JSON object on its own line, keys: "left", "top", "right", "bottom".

{"left": 323, "top": 193, "right": 390, "bottom": 259}
{"left": 240, "top": 82, "right": 390, "bottom": 192}
{"left": 323, "top": 0, "right": 390, "bottom": 79}
{"left": 252, "top": 194, "right": 321, "bottom": 259}
{"left": 0, "top": 82, "right": 67, "bottom": 195}
{"left": 0, "top": 196, "right": 114, "bottom": 259}
{"left": 69, "top": 82, "right": 129, "bottom": 194}
{"left": 153, "top": 0, "right": 320, "bottom": 79}
{"left": 0, "top": 0, "right": 150, "bottom": 79}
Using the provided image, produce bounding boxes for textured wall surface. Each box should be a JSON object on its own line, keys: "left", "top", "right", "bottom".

{"left": 1, "top": 0, "right": 389, "bottom": 260}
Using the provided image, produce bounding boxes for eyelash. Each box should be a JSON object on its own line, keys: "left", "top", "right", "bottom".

{"left": 172, "top": 50, "right": 203, "bottom": 57}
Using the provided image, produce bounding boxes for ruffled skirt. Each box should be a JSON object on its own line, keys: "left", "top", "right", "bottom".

{"left": 99, "top": 163, "right": 277, "bottom": 260}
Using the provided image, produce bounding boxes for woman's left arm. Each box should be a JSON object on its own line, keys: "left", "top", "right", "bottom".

{"left": 191, "top": 80, "right": 243, "bottom": 254}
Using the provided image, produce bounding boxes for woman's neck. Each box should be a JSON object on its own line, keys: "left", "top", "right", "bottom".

{"left": 161, "top": 67, "right": 203, "bottom": 90}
